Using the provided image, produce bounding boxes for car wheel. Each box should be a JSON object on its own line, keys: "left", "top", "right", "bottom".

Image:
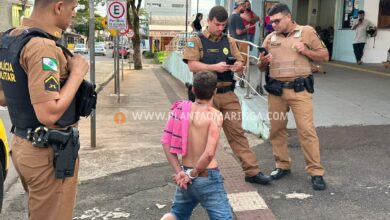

{"left": 0, "top": 162, "right": 4, "bottom": 212}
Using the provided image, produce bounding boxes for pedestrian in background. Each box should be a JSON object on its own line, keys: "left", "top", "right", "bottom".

{"left": 183, "top": 6, "right": 272, "bottom": 185}
{"left": 257, "top": 3, "right": 328, "bottom": 190}
{"left": 191, "top": 13, "right": 203, "bottom": 32}
{"left": 0, "top": 0, "right": 89, "bottom": 218}
{"left": 240, "top": 0, "right": 260, "bottom": 46}
{"left": 228, "top": 0, "right": 252, "bottom": 63}
{"left": 351, "top": 10, "right": 372, "bottom": 65}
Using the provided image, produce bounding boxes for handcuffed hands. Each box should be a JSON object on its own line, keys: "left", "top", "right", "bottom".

{"left": 172, "top": 171, "right": 192, "bottom": 189}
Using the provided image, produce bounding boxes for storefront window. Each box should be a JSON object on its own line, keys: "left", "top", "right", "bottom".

{"left": 342, "top": 0, "right": 361, "bottom": 29}
{"left": 378, "top": 0, "right": 390, "bottom": 28}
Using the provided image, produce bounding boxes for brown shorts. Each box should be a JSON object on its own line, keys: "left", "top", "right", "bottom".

{"left": 10, "top": 135, "right": 79, "bottom": 220}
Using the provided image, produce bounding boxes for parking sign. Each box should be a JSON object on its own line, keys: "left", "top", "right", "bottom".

{"left": 107, "top": 0, "right": 127, "bottom": 30}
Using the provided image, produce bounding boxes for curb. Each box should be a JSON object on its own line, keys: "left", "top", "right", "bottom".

{"left": 95, "top": 71, "right": 115, "bottom": 94}
{"left": 325, "top": 62, "right": 390, "bottom": 77}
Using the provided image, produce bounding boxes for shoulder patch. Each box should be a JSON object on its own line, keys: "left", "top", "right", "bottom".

{"left": 44, "top": 75, "right": 59, "bottom": 92}
{"left": 187, "top": 41, "right": 195, "bottom": 48}
{"left": 42, "top": 57, "right": 58, "bottom": 72}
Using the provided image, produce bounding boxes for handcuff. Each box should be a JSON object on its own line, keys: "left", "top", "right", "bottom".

{"left": 185, "top": 168, "right": 198, "bottom": 180}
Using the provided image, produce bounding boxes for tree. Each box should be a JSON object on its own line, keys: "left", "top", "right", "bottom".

{"left": 73, "top": 0, "right": 105, "bottom": 38}
{"left": 127, "top": 0, "right": 143, "bottom": 70}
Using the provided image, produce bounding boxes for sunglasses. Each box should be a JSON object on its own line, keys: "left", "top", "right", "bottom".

{"left": 270, "top": 17, "right": 284, "bottom": 25}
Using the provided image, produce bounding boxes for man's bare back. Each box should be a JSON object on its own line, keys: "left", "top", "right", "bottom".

{"left": 182, "top": 102, "right": 222, "bottom": 169}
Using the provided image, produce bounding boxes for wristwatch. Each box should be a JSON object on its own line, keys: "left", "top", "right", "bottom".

{"left": 185, "top": 169, "right": 197, "bottom": 180}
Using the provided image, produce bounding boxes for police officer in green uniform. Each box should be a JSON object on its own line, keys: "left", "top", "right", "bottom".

{"left": 183, "top": 6, "right": 272, "bottom": 185}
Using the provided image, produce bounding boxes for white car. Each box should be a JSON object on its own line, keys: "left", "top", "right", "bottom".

{"left": 94, "top": 45, "right": 106, "bottom": 56}
{"left": 74, "top": 44, "right": 88, "bottom": 54}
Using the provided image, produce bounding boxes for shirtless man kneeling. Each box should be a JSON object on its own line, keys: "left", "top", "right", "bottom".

{"left": 161, "top": 71, "right": 232, "bottom": 220}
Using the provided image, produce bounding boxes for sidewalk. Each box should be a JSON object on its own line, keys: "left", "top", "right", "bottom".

{"left": 0, "top": 63, "right": 275, "bottom": 219}
{"left": 78, "top": 63, "right": 276, "bottom": 219}
{"left": 2, "top": 59, "right": 389, "bottom": 219}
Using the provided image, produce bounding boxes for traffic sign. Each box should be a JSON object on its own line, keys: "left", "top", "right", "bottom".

{"left": 127, "top": 29, "right": 134, "bottom": 38}
{"left": 119, "top": 24, "right": 129, "bottom": 36}
{"left": 101, "top": 17, "right": 117, "bottom": 36}
{"left": 107, "top": 0, "right": 127, "bottom": 30}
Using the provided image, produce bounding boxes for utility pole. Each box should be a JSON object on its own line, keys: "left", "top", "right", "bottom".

{"left": 89, "top": 0, "right": 96, "bottom": 148}
{"left": 185, "top": 0, "right": 188, "bottom": 38}
{"left": 196, "top": 0, "right": 199, "bottom": 14}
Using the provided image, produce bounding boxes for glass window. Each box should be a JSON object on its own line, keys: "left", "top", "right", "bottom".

{"left": 378, "top": 0, "right": 390, "bottom": 28}
{"left": 342, "top": 0, "right": 361, "bottom": 29}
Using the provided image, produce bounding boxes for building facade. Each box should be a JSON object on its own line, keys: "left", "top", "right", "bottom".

{"left": 222, "top": 0, "right": 389, "bottom": 63}
{"left": 0, "top": 0, "right": 33, "bottom": 32}
{"left": 145, "top": 0, "right": 193, "bottom": 51}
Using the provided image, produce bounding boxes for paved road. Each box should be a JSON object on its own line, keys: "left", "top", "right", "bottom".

{"left": 1, "top": 61, "right": 390, "bottom": 220}
{"left": 244, "top": 62, "right": 390, "bottom": 128}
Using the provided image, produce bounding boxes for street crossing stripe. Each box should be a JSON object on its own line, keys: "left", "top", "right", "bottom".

{"left": 42, "top": 58, "right": 58, "bottom": 72}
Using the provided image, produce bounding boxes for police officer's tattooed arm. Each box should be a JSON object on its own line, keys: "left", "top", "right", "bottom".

{"left": 0, "top": 82, "right": 6, "bottom": 106}
{"left": 188, "top": 60, "right": 231, "bottom": 73}
{"left": 257, "top": 52, "right": 273, "bottom": 71}
{"left": 33, "top": 54, "right": 89, "bottom": 126}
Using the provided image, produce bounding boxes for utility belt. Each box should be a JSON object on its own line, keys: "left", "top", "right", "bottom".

{"left": 12, "top": 126, "right": 80, "bottom": 180}
{"left": 264, "top": 75, "right": 314, "bottom": 96}
{"left": 185, "top": 80, "right": 235, "bottom": 102}
{"left": 216, "top": 81, "right": 235, "bottom": 94}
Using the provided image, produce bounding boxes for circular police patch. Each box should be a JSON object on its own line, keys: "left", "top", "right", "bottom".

{"left": 187, "top": 41, "right": 195, "bottom": 48}
{"left": 223, "top": 47, "right": 229, "bottom": 55}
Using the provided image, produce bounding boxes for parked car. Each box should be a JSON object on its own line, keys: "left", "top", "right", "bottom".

{"left": 95, "top": 42, "right": 106, "bottom": 49}
{"left": 0, "top": 118, "right": 9, "bottom": 212}
{"left": 94, "top": 45, "right": 106, "bottom": 56}
{"left": 112, "top": 46, "right": 129, "bottom": 59}
{"left": 73, "top": 44, "right": 88, "bottom": 54}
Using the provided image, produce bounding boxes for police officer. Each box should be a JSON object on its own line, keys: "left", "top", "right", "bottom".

{"left": 257, "top": 3, "right": 328, "bottom": 190}
{"left": 183, "top": 6, "right": 272, "bottom": 185}
{"left": 0, "top": 0, "right": 89, "bottom": 219}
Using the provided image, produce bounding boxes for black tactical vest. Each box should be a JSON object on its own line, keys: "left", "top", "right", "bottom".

{"left": 0, "top": 28, "right": 78, "bottom": 129}
{"left": 198, "top": 33, "right": 234, "bottom": 82}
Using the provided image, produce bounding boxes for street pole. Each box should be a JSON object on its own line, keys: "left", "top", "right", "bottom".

{"left": 185, "top": 0, "right": 188, "bottom": 39}
{"left": 116, "top": 34, "right": 120, "bottom": 103}
{"left": 197, "top": 0, "right": 199, "bottom": 14}
{"left": 89, "top": 0, "right": 96, "bottom": 148}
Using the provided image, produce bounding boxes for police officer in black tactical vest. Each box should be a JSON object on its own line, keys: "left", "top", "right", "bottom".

{"left": 0, "top": 0, "right": 93, "bottom": 219}
{"left": 183, "top": 6, "right": 272, "bottom": 185}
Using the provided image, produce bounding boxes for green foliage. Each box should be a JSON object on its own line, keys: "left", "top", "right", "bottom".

{"left": 73, "top": 0, "right": 105, "bottom": 36}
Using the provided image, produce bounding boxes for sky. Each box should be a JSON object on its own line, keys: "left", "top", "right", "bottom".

{"left": 95, "top": 0, "right": 217, "bottom": 17}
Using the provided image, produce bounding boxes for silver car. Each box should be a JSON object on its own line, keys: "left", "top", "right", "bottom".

{"left": 74, "top": 44, "right": 88, "bottom": 54}
{"left": 94, "top": 45, "right": 106, "bottom": 56}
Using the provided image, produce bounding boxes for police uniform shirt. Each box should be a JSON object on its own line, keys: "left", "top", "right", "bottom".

{"left": 10, "top": 18, "right": 67, "bottom": 105}
{"left": 262, "top": 24, "right": 327, "bottom": 56}
{"left": 183, "top": 29, "right": 244, "bottom": 64}
{"left": 262, "top": 24, "right": 327, "bottom": 81}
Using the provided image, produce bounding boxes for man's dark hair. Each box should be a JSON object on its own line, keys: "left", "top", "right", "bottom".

{"left": 193, "top": 71, "right": 217, "bottom": 100}
{"left": 34, "top": 0, "right": 72, "bottom": 7}
{"left": 358, "top": 10, "right": 365, "bottom": 15}
{"left": 208, "top": 6, "right": 228, "bottom": 22}
{"left": 268, "top": 3, "right": 291, "bottom": 16}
